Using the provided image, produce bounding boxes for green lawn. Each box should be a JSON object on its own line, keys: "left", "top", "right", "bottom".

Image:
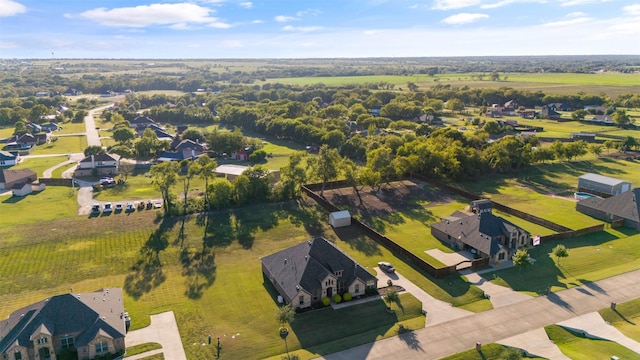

{"left": 0, "top": 127, "right": 14, "bottom": 139}
{"left": 483, "top": 228, "right": 640, "bottom": 296}
{"left": 125, "top": 343, "right": 162, "bottom": 357}
{"left": 56, "top": 122, "right": 87, "bottom": 134}
{"left": 599, "top": 298, "right": 640, "bottom": 342}
{"left": 545, "top": 324, "right": 638, "bottom": 359}
{"left": 93, "top": 171, "right": 160, "bottom": 201}
{"left": 0, "top": 185, "right": 78, "bottom": 226}
{"left": 12, "top": 155, "right": 68, "bottom": 177}
{"left": 30, "top": 135, "right": 87, "bottom": 155}
{"left": 440, "top": 343, "right": 542, "bottom": 360}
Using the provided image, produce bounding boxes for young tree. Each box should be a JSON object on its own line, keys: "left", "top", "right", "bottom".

{"left": 383, "top": 290, "right": 400, "bottom": 309}
{"left": 150, "top": 161, "right": 179, "bottom": 214}
{"left": 512, "top": 249, "right": 532, "bottom": 272}
{"left": 279, "top": 151, "right": 308, "bottom": 199}
{"left": 196, "top": 156, "right": 217, "bottom": 211}
{"left": 553, "top": 244, "right": 569, "bottom": 266}
{"left": 275, "top": 304, "right": 296, "bottom": 332}
{"left": 589, "top": 144, "right": 603, "bottom": 157}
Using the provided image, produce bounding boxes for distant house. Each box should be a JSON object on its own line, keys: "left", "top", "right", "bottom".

{"left": 75, "top": 154, "right": 120, "bottom": 177}
{"left": 502, "top": 100, "right": 517, "bottom": 116}
{"left": 549, "top": 103, "right": 573, "bottom": 112}
{"left": 431, "top": 201, "right": 530, "bottom": 264}
{"left": 540, "top": 105, "right": 561, "bottom": 120}
{"left": 0, "top": 288, "right": 127, "bottom": 360}
{"left": 156, "top": 149, "right": 204, "bottom": 163}
{"left": 589, "top": 115, "right": 614, "bottom": 125}
{"left": 35, "top": 91, "right": 50, "bottom": 97}
{"left": 576, "top": 188, "right": 640, "bottom": 230}
{"left": 0, "top": 151, "right": 18, "bottom": 167}
{"left": 129, "top": 116, "right": 156, "bottom": 130}
{"left": 231, "top": 149, "right": 250, "bottom": 161}
{"left": 369, "top": 106, "right": 381, "bottom": 117}
{"left": 26, "top": 122, "right": 42, "bottom": 133}
{"left": 5, "top": 134, "right": 45, "bottom": 150}
{"left": 172, "top": 139, "right": 207, "bottom": 153}
{"left": 577, "top": 173, "right": 632, "bottom": 198}
{"left": 517, "top": 109, "right": 537, "bottom": 119}
{"left": 261, "top": 238, "right": 377, "bottom": 309}
{"left": 0, "top": 168, "right": 37, "bottom": 191}
{"left": 41, "top": 123, "right": 59, "bottom": 132}
{"left": 571, "top": 132, "right": 596, "bottom": 141}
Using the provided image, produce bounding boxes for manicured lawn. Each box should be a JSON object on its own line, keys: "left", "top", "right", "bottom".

{"left": 440, "top": 343, "right": 542, "bottom": 360}
{"left": 482, "top": 228, "right": 640, "bottom": 296}
{"left": 0, "top": 201, "right": 428, "bottom": 360}
{"left": 51, "top": 162, "right": 77, "bottom": 178}
{"left": 93, "top": 171, "right": 160, "bottom": 201}
{"left": 545, "top": 324, "right": 639, "bottom": 359}
{"left": 0, "top": 127, "right": 14, "bottom": 139}
{"left": 125, "top": 343, "right": 162, "bottom": 357}
{"left": 30, "top": 135, "right": 87, "bottom": 155}
{"left": 56, "top": 122, "right": 87, "bottom": 134}
{"left": 12, "top": 155, "right": 68, "bottom": 177}
{"left": 0, "top": 185, "right": 78, "bottom": 226}
{"left": 599, "top": 298, "right": 640, "bottom": 342}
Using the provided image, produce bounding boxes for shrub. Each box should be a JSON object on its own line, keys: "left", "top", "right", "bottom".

{"left": 387, "top": 279, "right": 393, "bottom": 287}
{"left": 321, "top": 296, "right": 331, "bottom": 307}
{"left": 333, "top": 294, "right": 342, "bottom": 303}
{"left": 343, "top": 292, "right": 352, "bottom": 302}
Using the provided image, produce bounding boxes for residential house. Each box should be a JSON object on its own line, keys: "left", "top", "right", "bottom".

{"left": 431, "top": 201, "right": 530, "bottom": 264}
{"left": 35, "top": 91, "right": 50, "bottom": 97}
{"left": 539, "top": 105, "right": 562, "bottom": 120}
{"left": 517, "top": 109, "right": 537, "bottom": 119}
{"left": 261, "top": 238, "right": 377, "bottom": 309}
{"left": 577, "top": 173, "right": 631, "bottom": 197}
{"left": 75, "top": 154, "right": 121, "bottom": 177}
{"left": 41, "top": 123, "right": 59, "bottom": 132}
{"left": 0, "top": 151, "right": 18, "bottom": 167}
{"left": 549, "top": 103, "right": 573, "bottom": 112}
{"left": 26, "top": 123, "right": 42, "bottom": 133}
{"left": 129, "top": 116, "right": 156, "bottom": 130}
{"left": 0, "top": 168, "right": 37, "bottom": 191}
{"left": 230, "top": 148, "right": 250, "bottom": 161}
{"left": 5, "top": 134, "right": 47, "bottom": 150}
{"left": 502, "top": 100, "right": 517, "bottom": 116}
{"left": 369, "top": 106, "right": 381, "bottom": 117}
{"left": 0, "top": 288, "right": 127, "bottom": 360}
{"left": 588, "top": 115, "right": 614, "bottom": 125}
{"left": 171, "top": 139, "right": 207, "bottom": 153}
{"left": 156, "top": 148, "right": 204, "bottom": 163}
{"left": 576, "top": 189, "right": 640, "bottom": 230}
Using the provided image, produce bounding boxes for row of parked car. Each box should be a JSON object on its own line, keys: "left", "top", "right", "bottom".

{"left": 90, "top": 201, "right": 161, "bottom": 215}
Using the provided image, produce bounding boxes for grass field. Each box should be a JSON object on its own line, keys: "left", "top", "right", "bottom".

{"left": 0, "top": 201, "right": 428, "bottom": 359}
{"left": 12, "top": 155, "right": 68, "bottom": 177}
{"left": 0, "top": 127, "right": 14, "bottom": 139}
{"left": 599, "top": 298, "right": 640, "bottom": 342}
{"left": 483, "top": 227, "right": 640, "bottom": 296}
{"left": 545, "top": 324, "right": 638, "bottom": 359}
{"left": 440, "top": 343, "right": 542, "bottom": 360}
{"left": 56, "top": 122, "right": 87, "bottom": 135}
{"left": 0, "top": 185, "right": 78, "bottom": 226}
{"left": 30, "top": 135, "right": 87, "bottom": 155}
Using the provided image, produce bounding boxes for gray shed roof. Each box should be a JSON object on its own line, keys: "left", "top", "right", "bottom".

{"left": 578, "top": 188, "right": 640, "bottom": 223}
{"left": 579, "top": 173, "right": 630, "bottom": 187}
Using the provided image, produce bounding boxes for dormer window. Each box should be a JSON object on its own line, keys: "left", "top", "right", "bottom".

{"left": 37, "top": 337, "right": 48, "bottom": 344}
{"left": 334, "top": 270, "right": 343, "bottom": 277}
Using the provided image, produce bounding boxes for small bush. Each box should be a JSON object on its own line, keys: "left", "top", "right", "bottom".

{"left": 343, "top": 292, "right": 352, "bottom": 302}
{"left": 321, "top": 296, "right": 331, "bottom": 307}
{"left": 333, "top": 294, "right": 342, "bottom": 303}
{"left": 387, "top": 279, "right": 393, "bottom": 287}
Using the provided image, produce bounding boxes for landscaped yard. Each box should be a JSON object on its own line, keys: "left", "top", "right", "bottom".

{"left": 482, "top": 227, "right": 640, "bottom": 296}
{"left": 30, "top": 135, "right": 87, "bottom": 155}
{"left": 545, "top": 324, "right": 638, "bottom": 359}
{"left": 12, "top": 155, "right": 68, "bottom": 177}
{"left": 440, "top": 343, "right": 542, "bottom": 360}
{"left": 599, "top": 298, "right": 640, "bottom": 342}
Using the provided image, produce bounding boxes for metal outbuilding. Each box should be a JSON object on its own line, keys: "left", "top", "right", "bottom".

{"left": 577, "top": 173, "right": 632, "bottom": 197}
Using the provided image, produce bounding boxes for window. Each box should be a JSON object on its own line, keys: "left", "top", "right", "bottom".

{"left": 299, "top": 296, "right": 304, "bottom": 305}
{"left": 498, "top": 252, "right": 505, "bottom": 260}
{"left": 37, "top": 337, "right": 48, "bottom": 344}
{"left": 96, "top": 340, "right": 108, "bottom": 353}
{"left": 354, "top": 284, "right": 360, "bottom": 294}
{"left": 334, "top": 270, "right": 343, "bottom": 277}
{"left": 14, "top": 352, "right": 22, "bottom": 360}
{"left": 61, "top": 336, "right": 74, "bottom": 349}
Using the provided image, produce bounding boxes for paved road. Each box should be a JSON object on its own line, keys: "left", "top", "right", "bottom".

{"left": 85, "top": 104, "right": 112, "bottom": 147}
{"left": 318, "top": 268, "right": 640, "bottom": 360}
{"left": 125, "top": 311, "right": 187, "bottom": 360}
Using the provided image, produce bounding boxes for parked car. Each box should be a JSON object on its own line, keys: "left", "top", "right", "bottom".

{"left": 115, "top": 203, "right": 123, "bottom": 212}
{"left": 103, "top": 202, "right": 113, "bottom": 214}
{"left": 126, "top": 203, "right": 135, "bottom": 212}
{"left": 378, "top": 261, "right": 395, "bottom": 273}
{"left": 91, "top": 204, "right": 101, "bottom": 215}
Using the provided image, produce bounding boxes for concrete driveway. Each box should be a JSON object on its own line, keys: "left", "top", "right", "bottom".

{"left": 125, "top": 311, "right": 187, "bottom": 360}
{"left": 498, "top": 328, "right": 570, "bottom": 359}
{"left": 558, "top": 312, "right": 640, "bottom": 353}
{"left": 460, "top": 269, "right": 533, "bottom": 308}
{"left": 374, "top": 267, "right": 472, "bottom": 327}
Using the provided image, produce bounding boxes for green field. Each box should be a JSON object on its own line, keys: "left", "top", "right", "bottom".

{"left": 12, "top": 155, "right": 68, "bottom": 177}
{"left": 441, "top": 343, "right": 542, "bottom": 360}
{"left": 545, "top": 325, "right": 638, "bottom": 359}
{"left": 0, "top": 185, "right": 78, "bottom": 226}
{"left": 30, "top": 135, "right": 87, "bottom": 155}
{"left": 599, "top": 298, "right": 640, "bottom": 342}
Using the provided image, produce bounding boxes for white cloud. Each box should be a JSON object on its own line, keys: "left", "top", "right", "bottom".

{"left": 251, "top": 19, "right": 264, "bottom": 23}
{"left": 208, "top": 21, "right": 232, "bottom": 28}
{"left": 296, "top": 9, "right": 322, "bottom": 17}
{"left": 283, "top": 25, "right": 323, "bottom": 32}
{"left": 432, "top": 0, "right": 482, "bottom": 10}
{"left": 78, "top": 3, "right": 220, "bottom": 28}
{"left": 559, "top": 0, "right": 611, "bottom": 6}
{"left": 274, "top": 15, "right": 297, "bottom": 22}
{"left": 0, "top": 0, "right": 26, "bottom": 17}
{"left": 481, "top": 0, "right": 545, "bottom": 9}
{"left": 239, "top": 2, "right": 253, "bottom": 9}
{"left": 442, "top": 13, "right": 489, "bottom": 24}
{"left": 542, "top": 16, "right": 590, "bottom": 26}
{"left": 566, "top": 11, "right": 587, "bottom": 17}
{"left": 0, "top": 41, "right": 18, "bottom": 48}
{"left": 623, "top": 4, "right": 640, "bottom": 16}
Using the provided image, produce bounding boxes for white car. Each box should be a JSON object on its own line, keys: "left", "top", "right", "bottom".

{"left": 115, "top": 203, "right": 123, "bottom": 212}
{"left": 103, "top": 202, "right": 113, "bottom": 213}
{"left": 126, "top": 203, "right": 135, "bottom": 212}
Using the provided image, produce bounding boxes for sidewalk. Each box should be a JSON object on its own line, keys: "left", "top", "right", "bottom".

{"left": 125, "top": 311, "right": 187, "bottom": 360}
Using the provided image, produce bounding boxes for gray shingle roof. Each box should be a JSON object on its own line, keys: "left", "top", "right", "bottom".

{"left": 0, "top": 169, "right": 36, "bottom": 184}
{"left": 578, "top": 188, "right": 640, "bottom": 222}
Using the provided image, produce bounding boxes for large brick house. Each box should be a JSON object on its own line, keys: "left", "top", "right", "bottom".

{"left": 261, "top": 238, "right": 377, "bottom": 309}
{"left": 0, "top": 288, "right": 127, "bottom": 360}
{"left": 74, "top": 154, "right": 120, "bottom": 177}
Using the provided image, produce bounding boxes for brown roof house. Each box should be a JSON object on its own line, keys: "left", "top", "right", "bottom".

{"left": 75, "top": 154, "right": 120, "bottom": 177}
{"left": 0, "top": 169, "right": 37, "bottom": 191}
{"left": 431, "top": 200, "right": 530, "bottom": 264}
{"left": 261, "top": 238, "right": 377, "bottom": 309}
{"left": 0, "top": 288, "right": 127, "bottom": 360}
{"left": 576, "top": 189, "right": 640, "bottom": 230}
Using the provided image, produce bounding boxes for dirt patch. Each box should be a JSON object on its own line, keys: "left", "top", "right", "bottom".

{"left": 601, "top": 150, "right": 640, "bottom": 160}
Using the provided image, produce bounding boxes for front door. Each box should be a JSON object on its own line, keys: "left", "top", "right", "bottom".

{"left": 39, "top": 347, "right": 51, "bottom": 360}
{"left": 326, "top": 287, "right": 333, "bottom": 298}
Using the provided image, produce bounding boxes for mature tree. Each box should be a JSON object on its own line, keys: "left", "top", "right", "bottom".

{"left": 565, "top": 140, "right": 588, "bottom": 160}
{"left": 248, "top": 149, "right": 267, "bottom": 164}
{"left": 309, "top": 144, "right": 342, "bottom": 196}
{"left": 113, "top": 127, "right": 136, "bottom": 144}
{"left": 135, "top": 128, "right": 159, "bottom": 157}
{"left": 321, "top": 129, "right": 346, "bottom": 148}
{"left": 196, "top": 155, "right": 217, "bottom": 210}
{"left": 29, "top": 104, "right": 49, "bottom": 122}
{"left": 366, "top": 146, "right": 395, "bottom": 186}
{"left": 118, "top": 163, "right": 134, "bottom": 184}
{"left": 279, "top": 151, "right": 308, "bottom": 199}
{"left": 359, "top": 167, "right": 381, "bottom": 191}
{"left": 180, "top": 160, "right": 199, "bottom": 213}
{"left": 446, "top": 98, "right": 465, "bottom": 114}
{"left": 275, "top": 304, "right": 295, "bottom": 331}
{"left": 73, "top": 110, "right": 88, "bottom": 123}
{"left": 208, "top": 178, "right": 234, "bottom": 210}
{"left": 603, "top": 140, "right": 619, "bottom": 154}
{"left": 233, "top": 174, "right": 252, "bottom": 205}
{"left": 613, "top": 109, "right": 631, "bottom": 128}
{"left": 589, "top": 144, "right": 603, "bottom": 157}
{"left": 512, "top": 249, "right": 532, "bottom": 272}
{"left": 342, "top": 158, "right": 360, "bottom": 195}
{"left": 110, "top": 145, "right": 134, "bottom": 159}
{"left": 181, "top": 128, "right": 205, "bottom": 143}
{"left": 552, "top": 244, "right": 569, "bottom": 266}
{"left": 150, "top": 161, "right": 179, "bottom": 213}
{"left": 14, "top": 120, "right": 28, "bottom": 136}
{"left": 571, "top": 109, "right": 588, "bottom": 121}
{"left": 84, "top": 145, "right": 106, "bottom": 157}
{"left": 622, "top": 136, "right": 638, "bottom": 152}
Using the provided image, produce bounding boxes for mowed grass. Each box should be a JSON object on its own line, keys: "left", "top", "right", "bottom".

{"left": 0, "top": 185, "right": 78, "bottom": 226}
{"left": 30, "top": 135, "right": 87, "bottom": 155}
{"left": 0, "top": 201, "right": 426, "bottom": 359}
{"left": 599, "top": 298, "right": 640, "bottom": 342}
{"left": 440, "top": 343, "right": 542, "bottom": 360}
{"left": 545, "top": 324, "right": 639, "bottom": 359}
{"left": 93, "top": 171, "right": 161, "bottom": 201}
{"left": 56, "top": 122, "right": 87, "bottom": 134}
{"left": 12, "top": 155, "right": 68, "bottom": 177}
{"left": 483, "top": 227, "right": 640, "bottom": 296}
{"left": 0, "top": 127, "right": 14, "bottom": 139}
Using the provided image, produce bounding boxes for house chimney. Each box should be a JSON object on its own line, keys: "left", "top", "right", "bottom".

{"left": 91, "top": 154, "right": 95, "bottom": 168}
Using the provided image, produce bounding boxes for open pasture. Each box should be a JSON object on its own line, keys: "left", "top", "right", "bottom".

{"left": 29, "top": 135, "right": 87, "bottom": 155}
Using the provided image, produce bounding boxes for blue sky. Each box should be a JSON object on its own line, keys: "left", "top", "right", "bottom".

{"left": 1, "top": 0, "right": 638, "bottom": 58}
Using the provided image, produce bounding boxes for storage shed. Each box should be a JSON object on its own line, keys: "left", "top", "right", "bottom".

{"left": 329, "top": 210, "right": 351, "bottom": 228}
{"left": 578, "top": 173, "right": 632, "bottom": 198}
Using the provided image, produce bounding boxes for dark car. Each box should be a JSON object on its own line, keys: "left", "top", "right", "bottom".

{"left": 378, "top": 261, "right": 395, "bottom": 273}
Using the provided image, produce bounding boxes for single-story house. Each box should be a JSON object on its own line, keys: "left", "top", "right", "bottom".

{"left": 156, "top": 149, "right": 204, "bottom": 163}
{"left": 5, "top": 134, "right": 48, "bottom": 150}
{"left": 577, "top": 173, "right": 632, "bottom": 197}
{"left": 26, "top": 122, "right": 42, "bottom": 133}
{"left": 261, "top": 238, "right": 377, "bottom": 309}
{"left": 0, "top": 168, "right": 37, "bottom": 191}
{"left": 0, "top": 151, "right": 18, "bottom": 167}
{"left": 540, "top": 105, "right": 561, "bottom": 120}
{"left": 41, "top": 123, "right": 59, "bottom": 132}
{"left": 431, "top": 201, "right": 530, "bottom": 264}
{"left": 589, "top": 115, "right": 614, "bottom": 125}
{"left": 130, "top": 116, "right": 156, "bottom": 129}
{"left": 75, "top": 154, "right": 121, "bottom": 177}
{"left": 576, "top": 188, "right": 640, "bottom": 230}
{"left": 11, "top": 182, "right": 45, "bottom": 197}
{"left": 171, "top": 139, "right": 207, "bottom": 153}
{"left": 0, "top": 288, "right": 127, "bottom": 360}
